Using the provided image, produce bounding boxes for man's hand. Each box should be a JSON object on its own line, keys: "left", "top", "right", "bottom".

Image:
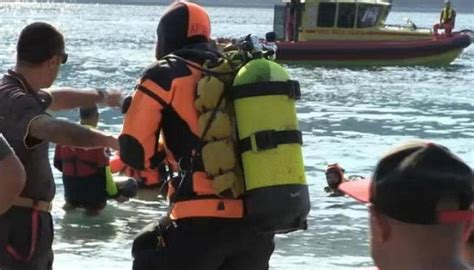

{"left": 48, "top": 87, "right": 124, "bottom": 111}
{"left": 101, "top": 89, "right": 124, "bottom": 108}
{"left": 105, "top": 136, "right": 120, "bottom": 151}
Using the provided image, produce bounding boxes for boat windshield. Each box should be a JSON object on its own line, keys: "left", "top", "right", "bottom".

{"left": 315, "top": 2, "right": 385, "bottom": 28}
{"left": 357, "top": 4, "right": 383, "bottom": 28}
{"left": 337, "top": 3, "right": 356, "bottom": 28}
{"left": 317, "top": 3, "right": 336, "bottom": 27}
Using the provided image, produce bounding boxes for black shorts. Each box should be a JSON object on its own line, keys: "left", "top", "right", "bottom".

{"left": 0, "top": 207, "right": 54, "bottom": 270}
{"left": 63, "top": 175, "right": 107, "bottom": 210}
{"left": 132, "top": 219, "right": 275, "bottom": 270}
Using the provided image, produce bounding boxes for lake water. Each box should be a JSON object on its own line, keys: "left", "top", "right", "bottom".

{"left": 0, "top": 2, "right": 473, "bottom": 269}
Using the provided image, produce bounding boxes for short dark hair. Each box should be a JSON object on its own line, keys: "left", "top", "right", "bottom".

{"left": 79, "top": 105, "right": 98, "bottom": 120}
{"left": 17, "top": 22, "right": 65, "bottom": 64}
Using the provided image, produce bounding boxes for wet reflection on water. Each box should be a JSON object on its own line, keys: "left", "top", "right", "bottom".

{"left": 1, "top": 3, "right": 473, "bottom": 269}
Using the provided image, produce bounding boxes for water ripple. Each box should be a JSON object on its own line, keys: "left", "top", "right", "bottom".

{"left": 1, "top": 3, "right": 473, "bottom": 270}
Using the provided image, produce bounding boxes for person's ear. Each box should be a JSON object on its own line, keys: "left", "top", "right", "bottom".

{"left": 462, "top": 216, "right": 473, "bottom": 242}
{"left": 47, "top": 55, "right": 60, "bottom": 70}
{"left": 370, "top": 206, "right": 391, "bottom": 243}
{"left": 154, "top": 40, "right": 160, "bottom": 60}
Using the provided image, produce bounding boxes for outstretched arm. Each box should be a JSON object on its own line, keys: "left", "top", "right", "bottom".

{"left": 119, "top": 79, "right": 165, "bottom": 170}
{"left": 47, "top": 88, "right": 123, "bottom": 111}
{"left": 28, "top": 115, "right": 119, "bottom": 150}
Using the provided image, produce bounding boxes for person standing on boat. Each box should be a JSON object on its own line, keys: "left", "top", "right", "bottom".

{"left": 286, "top": 0, "right": 300, "bottom": 41}
{"left": 0, "top": 22, "right": 122, "bottom": 270}
{"left": 434, "top": 0, "right": 456, "bottom": 36}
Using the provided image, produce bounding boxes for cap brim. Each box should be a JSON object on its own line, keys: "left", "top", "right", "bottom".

{"left": 339, "top": 179, "right": 371, "bottom": 203}
{"left": 438, "top": 211, "right": 473, "bottom": 224}
{"left": 339, "top": 180, "right": 473, "bottom": 224}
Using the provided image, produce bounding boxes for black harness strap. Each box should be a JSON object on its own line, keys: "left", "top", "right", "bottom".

{"left": 239, "top": 130, "right": 303, "bottom": 153}
{"left": 136, "top": 84, "right": 168, "bottom": 108}
{"left": 229, "top": 80, "right": 301, "bottom": 101}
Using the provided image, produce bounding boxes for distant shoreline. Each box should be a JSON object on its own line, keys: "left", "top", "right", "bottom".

{"left": 2, "top": 0, "right": 473, "bottom": 13}
{"left": 1, "top": 0, "right": 271, "bottom": 8}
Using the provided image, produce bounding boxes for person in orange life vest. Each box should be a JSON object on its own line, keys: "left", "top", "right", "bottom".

{"left": 54, "top": 105, "right": 129, "bottom": 215}
{"left": 433, "top": 0, "right": 456, "bottom": 36}
{"left": 324, "top": 163, "right": 348, "bottom": 197}
{"left": 110, "top": 155, "right": 158, "bottom": 186}
{"left": 109, "top": 149, "right": 170, "bottom": 199}
{"left": 286, "top": 7, "right": 295, "bottom": 41}
{"left": 325, "top": 163, "right": 366, "bottom": 197}
{"left": 119, "top": 2, "right": 275, "bottom": 270}
{"left": 286, "top": 0, "right": 299, "bottom": 41}
{"left": 340, "top": 141, "right": 473, "bottom": 270}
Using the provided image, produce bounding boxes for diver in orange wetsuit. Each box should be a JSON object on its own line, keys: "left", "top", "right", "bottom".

{"left": 119, "top": 2, "right": 275, "bottom": 269}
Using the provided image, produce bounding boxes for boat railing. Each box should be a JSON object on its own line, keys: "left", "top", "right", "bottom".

{"left": 384, "top": 18, "right": 433, "bottom": 33}
{"left": 384, "top": 24, "right": 432, "bottom": 31}
{"left": 290, "top": 0, "right": 393, "bottom": 4}
{"left": 350, "top": 0, "right": 392, "bottom": 4}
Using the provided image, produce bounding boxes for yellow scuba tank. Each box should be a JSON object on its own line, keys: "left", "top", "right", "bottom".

{"left": 193, "top": 46, "right": 308, "bottom": 233}
{"left": 230, "top": 58, "right": 309, "bottom": 233}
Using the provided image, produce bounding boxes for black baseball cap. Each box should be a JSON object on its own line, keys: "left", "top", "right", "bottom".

{"left": 340, "top": 141, "right": 473, "bottom": 225}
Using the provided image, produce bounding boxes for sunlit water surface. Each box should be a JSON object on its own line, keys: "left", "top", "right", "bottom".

{"left": 0, "top": 3, "right": 473, "bottom": 269}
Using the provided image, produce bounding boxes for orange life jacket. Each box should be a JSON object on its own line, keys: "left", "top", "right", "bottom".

{"left": 54, "top": 145, "right": 108, "bottom": 177}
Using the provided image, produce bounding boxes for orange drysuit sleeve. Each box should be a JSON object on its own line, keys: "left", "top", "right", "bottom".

{"left": 119, "top": 78, "right": 171, "bottom": 170}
